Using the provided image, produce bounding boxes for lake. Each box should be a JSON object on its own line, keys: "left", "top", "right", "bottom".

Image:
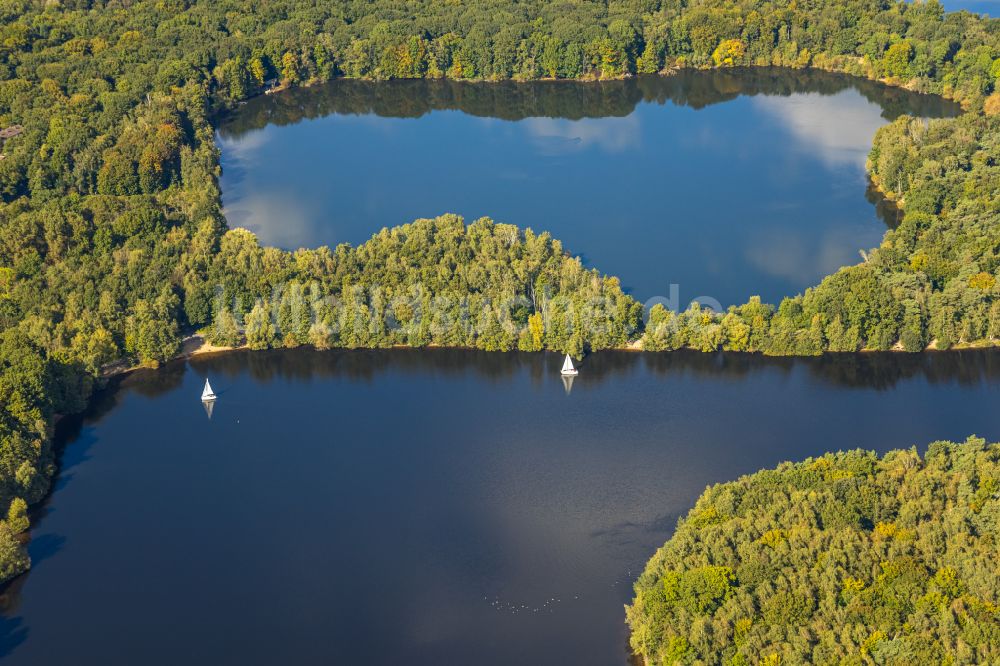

{"left": 2, "top": 349, "right": 999, "bottom": 665}
{"left": 940, "top": 0, "right": 997, "bottom": 15}
{"left": 218, "top": 68, "right": 959, "bottom": 307}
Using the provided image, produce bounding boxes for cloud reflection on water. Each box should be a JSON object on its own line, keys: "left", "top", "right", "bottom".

{"left": 744, "top": 224, "right": 869, "bottom": 285}
{"left": 750, "top": 91, "right": 885, "bottom": 169}
{"left": 523, "top": 115, "right": 642, "bottom": 155}
{"left": 214, "top": 70, "right": 958, "bottom": 305}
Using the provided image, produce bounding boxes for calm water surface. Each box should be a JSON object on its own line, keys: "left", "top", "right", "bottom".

{"left": 940, "top": 0, "right": 997, "bottom": 14}
{"left": 218, "top": 68, "right": 958, "bottom": 306}
{"left": 2, "top": 350, "right": 999, "bottom": 665}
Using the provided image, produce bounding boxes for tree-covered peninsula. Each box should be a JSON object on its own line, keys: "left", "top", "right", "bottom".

{"left": 1, "top": 0, "right": 1000, "bottom": 581}
{"left": 205, "top": 215, "right": 642, "bottom": 355}
{"left": 626, "top": 438, "right": 1000, "bottom": 664}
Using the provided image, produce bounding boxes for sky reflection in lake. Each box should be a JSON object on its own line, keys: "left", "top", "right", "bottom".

{"left": 2, "top": 348, "right": 999, "bottom": 665}
{"left": 219, "top": 69, "right": 958, "bottom": 307}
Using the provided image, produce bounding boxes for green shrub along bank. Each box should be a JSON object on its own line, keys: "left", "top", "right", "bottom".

{"left": 0, "top": 0, "right": 999, "bottom": 580}
{"left": 626, "top": 438, "right": 1000, "bottom": 664}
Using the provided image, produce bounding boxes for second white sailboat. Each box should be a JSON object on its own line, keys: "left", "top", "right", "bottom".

{"left": 560, "top": 354, "right": 579, "bottom": 377}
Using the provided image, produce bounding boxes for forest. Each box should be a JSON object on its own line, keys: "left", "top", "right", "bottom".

{"left": 0, "top": 0, "right": 997, "bottom": 603}
{"left": 203, "top": 215, "right": 642, "bottom": 355}
{"left": 626, "top": 438, "right": 1000, "bottom": 664}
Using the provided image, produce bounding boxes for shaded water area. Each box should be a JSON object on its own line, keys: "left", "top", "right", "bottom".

{"left": 2, "top": 349, "right": 999, "bottom": 665}
{"left": 218, "top": 68, "right": 959, "bottom": 306}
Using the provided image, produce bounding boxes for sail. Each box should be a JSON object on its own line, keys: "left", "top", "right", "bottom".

{"left": 202, "top": 378, "right": 216, "bottom": 401}
{"left": 561, "top": 354, "right": 576, "bottom": 374}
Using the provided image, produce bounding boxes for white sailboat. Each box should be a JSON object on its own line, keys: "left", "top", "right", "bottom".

{"left": 560, "top": 354, "right": 579, "bottom": 377}
{"left": 201, "top": 378, "right": 217, "bottom": 402}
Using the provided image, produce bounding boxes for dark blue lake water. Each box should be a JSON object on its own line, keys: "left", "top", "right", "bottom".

{"left": 218, "top": 69, "right": 958, "bottom": 307}
{"left": 2, "top": 349, "right": 999, "bottom": 665}
{"left": 0, "top": 67, "right": 982, "bottom": 666}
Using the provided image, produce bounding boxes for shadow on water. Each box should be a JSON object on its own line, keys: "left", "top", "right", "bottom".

{"left": 0, "top": 560, "right": 33, "bottom": 654}
{"left": 120, "top": 361, "right": 187, "bottom": 398}
{"left": 0, "top": 377, "right": 126, "bottom": 640}
{"left": 0, "top": 614, "right": 27, "bottom": 659}
{"left": 178, "top": 347, "right": 1000, "bottom": 396}
{"left": 866, "top": 177, "right": 905, "bottom": 228}
{"left": 0, "top": 345, "right": 992, "bottom": 664}
{"left": 217, "top": 68, "right": 961, "bottom": 138}
{"left": 27, "top": 383, "right": 122, "bottom": 526}
{"left": 591, "top": 510, "right": 687, "bottom": 551}
{"left": 24, "top": 534, "right": 66, "bottom": 572}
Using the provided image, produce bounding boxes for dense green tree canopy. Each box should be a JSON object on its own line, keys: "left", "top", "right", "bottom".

{"left": 0, "top": 0, "right": 999, "bottom": 582}
{"left": 627, "top": 438, "right": 1000, "bottom": 664}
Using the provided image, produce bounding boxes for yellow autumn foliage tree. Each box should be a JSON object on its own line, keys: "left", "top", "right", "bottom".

{"left": 712, "top": 39, "right": 746, "bottom": 67}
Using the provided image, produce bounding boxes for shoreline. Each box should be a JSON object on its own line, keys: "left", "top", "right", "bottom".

{"left": 203, "top": 66, "right": 969, "bottom": 368}
{"left": 102, "top": 334, "right": 247, "bottom": 378}
{"left": 216, "top": 58, "right": 968, "bottom": 122}
{"left": 251, "top": 60, "right": 963, "bottom": 101}
{"left": 103, "top": 331, "right": 1000, "bottom": 380}
{"left": 5, "top": 1, "right": 996, "bottom": 657}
